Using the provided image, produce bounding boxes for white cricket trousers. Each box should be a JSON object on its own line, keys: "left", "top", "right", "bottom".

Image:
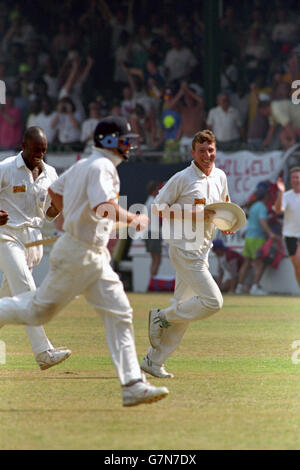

{"left": 0, "top": 234, "right": 142, "bottom": 386}
{"left": 0, "top": 236, "right": 53, "bottom": 355}
{"left": 147, "top": 245, "right": 223, "bottom": 365}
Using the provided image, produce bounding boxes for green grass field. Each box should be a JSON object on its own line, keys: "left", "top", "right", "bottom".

{"left": 1, "top": 292, "right": 300, "bottom": 450}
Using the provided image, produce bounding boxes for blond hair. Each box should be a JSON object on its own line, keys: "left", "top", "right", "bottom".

{"left": 192, "top": 129, "right": 216, "bottom": 150}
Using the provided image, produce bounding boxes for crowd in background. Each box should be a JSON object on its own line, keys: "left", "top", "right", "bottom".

{"left": 1, "top": 0, "right": 300, "bottom": 160}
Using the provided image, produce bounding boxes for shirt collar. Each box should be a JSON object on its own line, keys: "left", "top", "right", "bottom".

{"left": 92, "top": 146, "right": 123, "bottom": 167}
{"left": 191, "top": 160, "right": 216, "bottom": 178}
{"left": 16, "top": 152, "right": 26, "bottom": 168}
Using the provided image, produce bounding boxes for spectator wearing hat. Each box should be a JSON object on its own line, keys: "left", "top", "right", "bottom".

{"left": 235, "top": 183, "right": 280, "bottom": 295}
{"left": 212, "top": 239, "right": 244, "bottom": 293}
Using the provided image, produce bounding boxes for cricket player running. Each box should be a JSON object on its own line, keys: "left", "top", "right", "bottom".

{"left": 141, "top": 130, "right": 232, "bottom": 379}
{"left": 0, "top": 116, "right": 169, "bottom": 407}
{"left": 0, "top": 127, "right": 71, "bottom": 369}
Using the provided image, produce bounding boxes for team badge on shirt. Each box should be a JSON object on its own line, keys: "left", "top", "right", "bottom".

{"left": 194, "top": 198, "right": 206, "bottom": 205}
{"left": 13, "top": 185, "right": 26, "bottom": 193}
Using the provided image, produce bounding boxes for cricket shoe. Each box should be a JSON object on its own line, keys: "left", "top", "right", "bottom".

{"left": 141, "top": 354, "right": 174, "bottom": 378}
{"left": 235, "top": 284, "right": 244, "bottom": 294}
{"left": 36, "top": 347, "right": 72, "bottom": 370}
{"left": 148, "top": 308, "right": 171, "bottom": 349}
{"left": 122, "top": 374, "right": 169, "bottom": 407}
{"left": 249, "top": 285, "right": 267, "bottom": 296}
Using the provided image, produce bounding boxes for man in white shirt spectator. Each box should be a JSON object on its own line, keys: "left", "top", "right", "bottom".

{"left": 34, "top": 96, "right": 57, "bottom": 145}
{"left": 51, "top": 97, "right": 81, "bottom": 147}
{"left": 80, "top": 101, "right": 101, "bottom": 154}
{"left": 207, "top": 92, "right": 244, "bottom": 151}
{"left": 274, "top": 168, "right": 300, "bottom": 287}
{"left": 42, "top": 58, "right": 59, "bottom": 100}
{"left": 26, "top": 99, "right": 40, "bottom": 129}
{"left": 272, "top": 7, "right": 297, "bottom": 44}
{"left": 164, "top": 35, "right": 198, "bottom": 83}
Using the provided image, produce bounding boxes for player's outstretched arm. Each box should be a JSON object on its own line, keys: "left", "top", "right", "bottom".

{"left": 95, "top": 199, "right": 149, "bottom": 231}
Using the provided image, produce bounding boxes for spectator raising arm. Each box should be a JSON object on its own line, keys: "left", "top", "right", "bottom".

{"left": 273, "top": 177, "right": 285, "bottom": 214}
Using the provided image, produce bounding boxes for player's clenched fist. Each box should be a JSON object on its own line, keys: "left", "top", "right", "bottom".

{"left": 0, "top": 209, "right": 9, "bottom": 225}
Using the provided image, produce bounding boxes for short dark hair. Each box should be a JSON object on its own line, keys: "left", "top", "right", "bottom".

{"left": 23, "top": 126, "right": 46, "bottom": 143}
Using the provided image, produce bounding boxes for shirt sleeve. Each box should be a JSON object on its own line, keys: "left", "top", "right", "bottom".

{"left": 257, "top": 203, "right": 268, "bottom": 219}
{"left": 87, "top": 161, "right": 118, "bottom": 209}
{"left": 50, "top": 171, "right": 66, "bottom": 196}
{"left": 282, "top": 192, "right": 288, "bottom": 211}
{"left": 154, "top": 173, "right": 183, "bottom": 207}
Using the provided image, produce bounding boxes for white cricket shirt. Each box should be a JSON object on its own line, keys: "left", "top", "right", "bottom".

{"left": 154, "top": 161, "right": 229, "bottom": 257}
{"left": 281, "top": 189, "right": 300, "bottom": 237}
{"left": 50, "top": 147, "right": 120, "bottom": 248}
{"left": 0, "top": 152, "right": 58, "bottom": 231}
{"left": 206, "top": 106, "right": 242, "bottom": 142}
